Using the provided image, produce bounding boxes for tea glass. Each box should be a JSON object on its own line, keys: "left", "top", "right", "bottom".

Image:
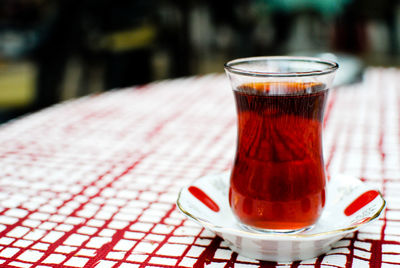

{"left": 225, "top": 56, "right": 338, "bottom": 233}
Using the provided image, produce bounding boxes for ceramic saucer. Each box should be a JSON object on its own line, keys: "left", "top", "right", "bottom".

{"left": 177, "top": 172, "right": 386, "bottom": 262}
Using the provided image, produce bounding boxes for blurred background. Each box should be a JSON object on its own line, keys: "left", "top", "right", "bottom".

{"left": 0, "top": 0, "right": 399, "bottom": 122}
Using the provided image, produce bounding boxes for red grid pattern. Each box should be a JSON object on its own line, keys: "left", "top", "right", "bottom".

{"left": 0, "top": 69, "right": 398, "bottom": 267}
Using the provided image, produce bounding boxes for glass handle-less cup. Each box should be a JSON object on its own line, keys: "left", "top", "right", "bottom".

{"left": 224, "top": 56, "right": 338, "bottom": 233}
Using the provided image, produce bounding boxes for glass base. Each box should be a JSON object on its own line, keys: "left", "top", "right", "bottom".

{"left": 239, "top": 223, "right": 313, "bottom": 234}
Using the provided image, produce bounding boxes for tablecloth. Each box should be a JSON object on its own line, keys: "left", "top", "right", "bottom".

{"left": 0, "top": 68, "right": 398, "bottom": 267}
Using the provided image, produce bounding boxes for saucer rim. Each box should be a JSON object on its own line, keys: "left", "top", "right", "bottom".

{"left": 176, "top": 173, "right": 386, "bottom": 239}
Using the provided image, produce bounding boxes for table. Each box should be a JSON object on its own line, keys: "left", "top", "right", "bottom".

{"left": 0, "top": 68, "right": 398, "bottom": 267}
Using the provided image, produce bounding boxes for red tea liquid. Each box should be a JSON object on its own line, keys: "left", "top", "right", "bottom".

{"left": 229, "top": 82, "right": 327, "bottom": 231}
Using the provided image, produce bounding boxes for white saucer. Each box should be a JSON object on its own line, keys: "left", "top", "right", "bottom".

{"left": 177, "top": 172, "right": 385, "bottom": 262}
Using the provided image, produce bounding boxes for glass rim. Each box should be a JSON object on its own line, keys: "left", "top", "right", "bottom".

{"left": 224, "top": 56, "right": 339, "bottom": 77}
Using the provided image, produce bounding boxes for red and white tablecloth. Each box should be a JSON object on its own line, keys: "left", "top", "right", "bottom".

{"left": 0, "top": 68, "right": 398, "bottom": 267}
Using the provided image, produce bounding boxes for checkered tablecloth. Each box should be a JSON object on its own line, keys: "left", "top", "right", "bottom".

{"left": 0, "top": 68, "right": 398, "bottom": 267}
